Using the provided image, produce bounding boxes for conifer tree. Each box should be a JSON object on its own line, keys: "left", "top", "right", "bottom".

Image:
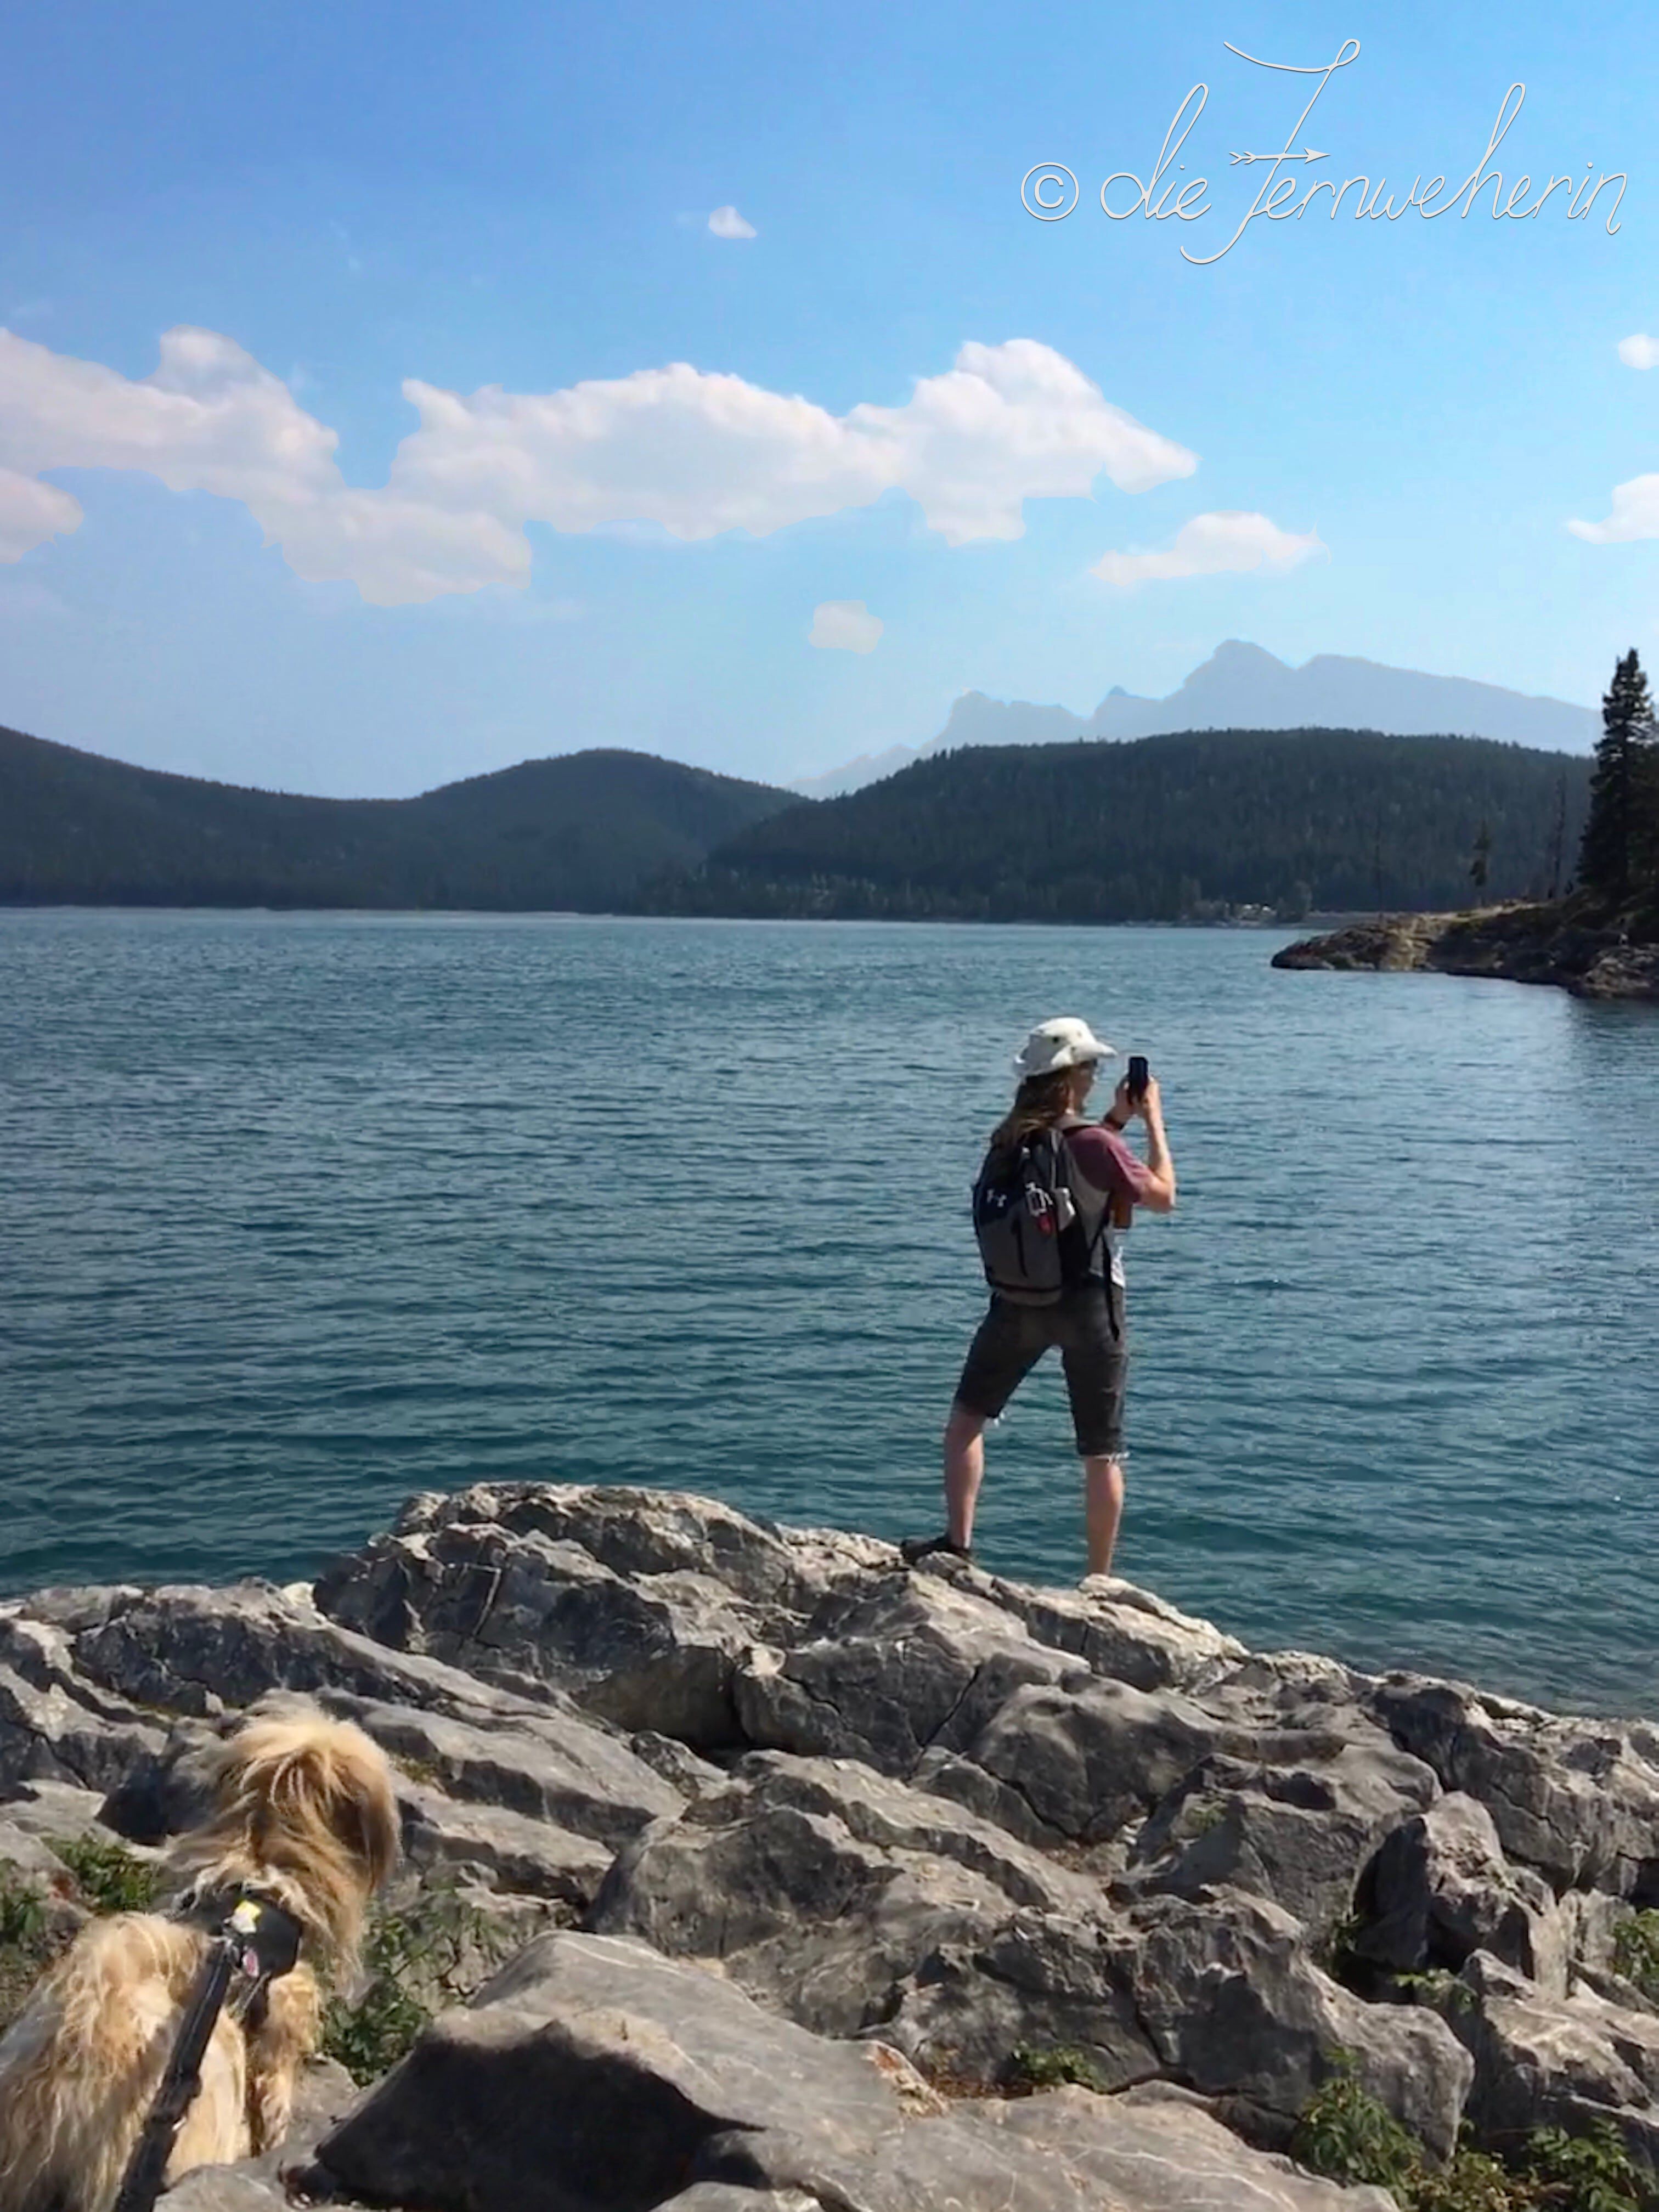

{"left": 1470, "top": 821, "right": 1491, "bottom": 895}
{"left": 1545, "top": 771, "right": 1568, "bottom": 901}
{"left": 1578, "top": 648, "right": 1659, "bottom": 903}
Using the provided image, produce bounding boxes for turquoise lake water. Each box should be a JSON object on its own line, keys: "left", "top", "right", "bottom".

{"left": 2, "top": 909, "right": 1655, "bottom": 1717}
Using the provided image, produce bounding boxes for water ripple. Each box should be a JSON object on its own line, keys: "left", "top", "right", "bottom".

{"left": 1, "top": 910, "right": 1655, "bottom": 1716}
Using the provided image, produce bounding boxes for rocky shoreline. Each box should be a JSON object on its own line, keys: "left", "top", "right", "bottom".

{"left": 1272, "top": 900, "right": 1659, "bottom": 1000}
{"left": 4, "top": 1482, "right": 1659, "bottom": 2211}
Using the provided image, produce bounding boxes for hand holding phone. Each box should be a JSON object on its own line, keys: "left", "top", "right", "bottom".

{"left": 1126, "top": 1054, "right": 1149, "bottom": 1104}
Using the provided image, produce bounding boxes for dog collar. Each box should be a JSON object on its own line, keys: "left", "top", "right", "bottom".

{"left": 221, "top": 1891, "right": 303, "bottom": 1983}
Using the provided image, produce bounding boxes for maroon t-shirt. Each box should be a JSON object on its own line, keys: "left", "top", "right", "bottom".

{"left": 1064, "top": 1122, "right": 1158, "bottom": 1209}
{"left": 1059, "top": 1119, "right": 1156, "bottom": 1287}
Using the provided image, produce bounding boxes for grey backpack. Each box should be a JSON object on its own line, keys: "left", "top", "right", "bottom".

{"left": 970, "top": 1125, "right": 1101, "bottom": 1304}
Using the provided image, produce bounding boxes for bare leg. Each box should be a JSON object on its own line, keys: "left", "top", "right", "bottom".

{"left": 1082, "top": 1454, "right": 1125, "bottom": 1578}
{"left": 943, "top": 1403, "right": 987, "bottom": 1550}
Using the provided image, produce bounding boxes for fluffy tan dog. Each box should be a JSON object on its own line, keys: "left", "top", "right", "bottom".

{"left": 0, "top": 1702, "right": 400, "bottom": 2212}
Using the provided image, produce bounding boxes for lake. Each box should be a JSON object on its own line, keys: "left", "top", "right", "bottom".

{"left": 2, "top": 909, "right": 1654, "bottom": 1717}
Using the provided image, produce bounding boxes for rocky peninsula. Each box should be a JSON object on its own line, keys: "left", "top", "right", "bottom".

{"left": 4, "top": 1482, "right": 1659, "bottom": 2211}
{"left": 1272, "top": 898, "right": 1659, "bottom": 1001}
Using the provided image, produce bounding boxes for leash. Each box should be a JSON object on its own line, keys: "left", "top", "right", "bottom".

{"left": 112, "top": 1892, "right": 303, "bottom": 2212}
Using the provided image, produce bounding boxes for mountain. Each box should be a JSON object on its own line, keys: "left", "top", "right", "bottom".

{"left": 787, "top": 742, "right": 926, "bottom": 801}
{"left": 647, "top": 725, "right": 1591, "bottom": 924}
{"left": 788, "top": 694, "right": 1092, "bottom": 796}
{"left": 1090, "top": 641, "right": 1602, "bottom": 750}
{"left": 788, "top": 696, "right": 1089, "bottom": 795}
{"left": 789, "top": 642, "right": 1601, "bottom": 795}
{"left": 0, "top": 726, "right": 797, "bottom": 909}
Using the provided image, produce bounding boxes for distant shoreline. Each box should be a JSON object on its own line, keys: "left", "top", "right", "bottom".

{"left": 0, "top": 902, "right": 1355, "bottom": 929}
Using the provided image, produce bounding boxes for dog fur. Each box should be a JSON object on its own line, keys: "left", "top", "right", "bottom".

{"left": 0, "top": 1701, "right": 400, "bottom": 2212}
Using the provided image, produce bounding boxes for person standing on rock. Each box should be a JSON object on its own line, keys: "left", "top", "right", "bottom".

{"left": 902, "top": 1017, "right": 1176, "bottom": 1582}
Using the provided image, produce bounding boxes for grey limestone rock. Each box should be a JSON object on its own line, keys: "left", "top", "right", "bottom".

{"left": 160, "top": 2177, "right": 294, "bottom": 2211}
{"left": 315, "top": 1931, "right": 1401, "bottom": 2212}
{"left": 1122, "top": 1889, "right": 1472, "bottom": 2156}
{"left": 961, "top": 2083, "right": 1402, "bottom": 2210}
{"left": 10, "top": 1482, "right": 1659, "bottom": 2202}
{"left": 984, "top": 1572, "right": 1249, "bottom": 1694}
{"left": 591, "top": 1750, "right": 1149, "bottom": 2079}
{"left": 1447, "top": 1949, "right": 1659, "bottom": 2163}
{"left": 732, "top": 1572, "right": 1065, "bottom": 1779}
{"left": 1364, "top": 1674, "right": 1659, "bottom": 1897}
{"left": 2, "top": 1573, "right": 691, "bottom": 1971}
{"left": 1352, "top": 1791, "right": 1568, "bottom": 1991}
{"left": 1125, "top": 1740, "right": 1439, "bottom": 1948}
{"left": 314, "top": 1931, "right": 943, "bottom": 2212}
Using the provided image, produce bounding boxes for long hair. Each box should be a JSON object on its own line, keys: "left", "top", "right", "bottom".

{"left": 990, "top": 1065, "right": 1090, "bottom": 1152}
{"left": 0, "top": 1702, "right": 402, "bottom": 2212}
{"left": 166, "top": 1707, "right": 401, "bottom": 1980}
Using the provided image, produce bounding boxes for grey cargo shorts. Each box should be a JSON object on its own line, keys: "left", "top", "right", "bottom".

{"left": 952, "top": 1282, "right": 1127, "bottom": 1458}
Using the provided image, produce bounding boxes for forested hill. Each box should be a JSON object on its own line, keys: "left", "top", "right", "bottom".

{"left": 0, "top": 727, "right": 796, "bottom": 909}
{"left": 640, "top": 728, "right": 1592, "bottom": 923}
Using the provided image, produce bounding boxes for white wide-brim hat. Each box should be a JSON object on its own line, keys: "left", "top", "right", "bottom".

{"left": 1014, "top": 1016, "right": 1116, "bottom": 1078}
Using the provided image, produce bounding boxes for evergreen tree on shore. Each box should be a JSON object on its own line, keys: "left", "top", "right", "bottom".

{"left": 1577, "top": 650, "right": 1659, "bottom": 904}
{"left": 1469, "top": 820, "right": 1491, "bottom": 895}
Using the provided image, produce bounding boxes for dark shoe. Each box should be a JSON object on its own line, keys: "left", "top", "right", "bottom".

{"left": 899, "top": 1532, "right": 973, "bottom": 1566}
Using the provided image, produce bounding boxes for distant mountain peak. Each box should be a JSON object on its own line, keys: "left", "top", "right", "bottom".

{"left": 1200, "top": 639, "right": 1289, "bottom": 670}
{"left": 797, "top": 641, "right": 1599, "bottom": 797}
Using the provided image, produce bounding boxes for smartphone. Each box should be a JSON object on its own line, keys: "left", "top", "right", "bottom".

{"left": 1126, "top": 1054, "right": 1149, "bottom": 1103}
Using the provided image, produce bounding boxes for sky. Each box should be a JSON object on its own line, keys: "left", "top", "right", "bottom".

{"left": 1, "top": 0, "right": 1656, "bottom": 797}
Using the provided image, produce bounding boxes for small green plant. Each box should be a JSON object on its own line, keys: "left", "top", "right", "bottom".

{"left": 1413, "top": 2143, "right": 1523, "bottom": 2212}
{"left": 1319, "top": 1906, "right": 1368, "bottom": 1979}
{"left": 1613, "top": 1912, "right": 1659, "bottom": 2006}
{"left": 322, "top": 1878, "right": 507, "bottom": 2086}
{"left": 0, "top": 1867, "right": 46, "bottom": 1948}
{"left": 1293, "top": 2057, "right": 1656, "bottom": 2212}
{"left": 1291, "top": 2050, "right": 1421, "bottom": 2194}
{"left": 50, "top": 1833, "right": 162, "bottom": 1916}
{"left": 392, "top": 1753, "right": 447, "bottom": 1793}
{"left": 0, "top": 1869, "right": 55, "bottom": 2038}
{"left": 1179, "top": 1798, "right": 1227, "bottom": 1841}
{"left": 1392, "top": 1967, "right": 1478, "bottom": 2015}
{"left": 322, "top": 1951, "right": 429, "bottom": 2087}
{"left": 1005, "top": 2041, "right": 1110, "bottom": 2095}
{"left": 1524, "top": 2121, "right": 1646, "bottom": 2212}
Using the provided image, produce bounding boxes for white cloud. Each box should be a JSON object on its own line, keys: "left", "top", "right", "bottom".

{"left": 0, "top": 326, "right": 1199, "bottom": 605}
{"left": 390, "top": 338, "right": 1194, "bottom": 550}
{"left": 1568, "top": 473, "right": 1659, "bottom": 543}
{"left": 1617, "top": 334, "right": 1659, "bottom": 369}
{"left": 708, "top": 206, "right": 757, "bottom": 240}
{"left": 1091, "top": 510, "right": 1324, "bottom": 587}
{"left": 810, "top": 599, "right": 883, "bottom": 652}
{"left": 0, "top": 325, "right": 529, "bottom": 605}
{"left": 0, "top": 465, "right": 81, "bottom": 560}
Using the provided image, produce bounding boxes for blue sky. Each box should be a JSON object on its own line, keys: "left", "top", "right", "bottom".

{"left": 1, "top": 0, "right": 1655, "bottom": 795}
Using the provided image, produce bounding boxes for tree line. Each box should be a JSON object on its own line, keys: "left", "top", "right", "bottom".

{"left": 8, "top": 701, "right": 1641, "bottom": 929}
{"left": 0, "top": 732, "right": 794, "bottom": 910}
{"left": 640, "top": 727, "right": 1595, "bottom": 925}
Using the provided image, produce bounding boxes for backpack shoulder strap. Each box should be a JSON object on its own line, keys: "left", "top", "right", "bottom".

{"left": 1051, "top": 1117, "right": 1115, "bottom": 1268}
